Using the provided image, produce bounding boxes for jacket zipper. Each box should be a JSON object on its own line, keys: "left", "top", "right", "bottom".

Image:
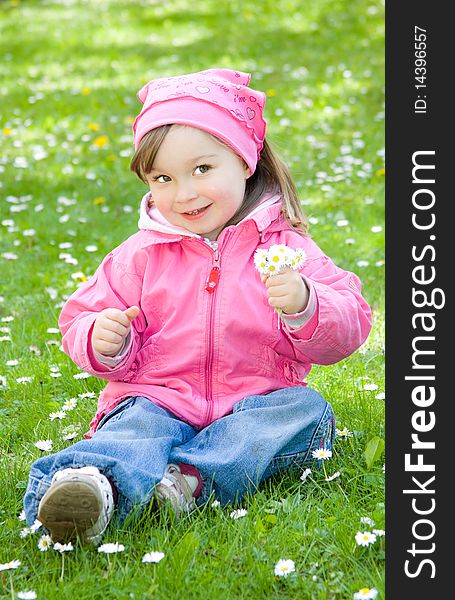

{"left": 203, "top": 245, "right": 220, "bottom": 426}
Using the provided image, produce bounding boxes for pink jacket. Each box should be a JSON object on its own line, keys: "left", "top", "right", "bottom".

{"left": 58, "top": 194, "right": 372, "bottom": 438}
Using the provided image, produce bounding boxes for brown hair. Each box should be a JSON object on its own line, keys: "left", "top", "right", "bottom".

{"left": 130, "top": 125, "right": 308, "bottom": 235}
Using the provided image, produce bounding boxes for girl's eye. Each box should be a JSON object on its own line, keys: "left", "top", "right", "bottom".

{"left": 152, "top": 174, "right": 171, "bottom": 183}
{"left": 194, "top": 164, "right": 211, "bottom": 175}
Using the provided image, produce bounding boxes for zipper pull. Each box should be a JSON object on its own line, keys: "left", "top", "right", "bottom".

{"left": 205, "top": 266, "right": 220, "bottom": 293}
{"left": 205, "top": 248, "right": 220, "bottom": 293}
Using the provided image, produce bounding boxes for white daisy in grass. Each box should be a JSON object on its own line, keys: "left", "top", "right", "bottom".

{"left": 30, "top": 519, "right": 42, "bottom": 534}
{"left": 230, "top": 508, "right": 248, "bottom": 519}
{"left": 19, "top": 527, "right": 31, "bottom": 538}
{"left": 300, "top": 468, "right": 312, "bottom": 482}
{"left": 6, "top": 359, "right": 19, "bottom": 367}
{"left": 46, "top": 327, "right": 60, "bottom": 334}
{"left": 142, "top": 551, "right": 165, "bottom": 563}
{"left": 355, "top": 531, "right": 377, "bottom": 547}
{"left": 74, "top": 372, "right": 91, "bottom": 380}
{"left": 18, "top": 510, "right": 26, "bottom": 521}
{"left": 61, "top": 424, "right": 80, "bottom": 441}
{"left": 53, "top": 542, "right": 74, "bottom": 552}
{"left": 353, "top": 587, "right": 378, "bottom": 599}
{"left": 0, "top": 560, "right": 21, "bottom": 571}
{"left": 360, "top": 517, "right": 375, "bottom": 527}
{"left": 17, "top": 591, "right": 37, "bottom": 599}
{"left": 62, "top": 397, "right": 77, "bottom": 411}
{"left": 325, "top": 471, "right": 341, "bottom": 482}
{"left": 16, "top": 377, "right": 33, "bottom": 384}
{"left": 363, "top": 383, "right": 378, "bottom": 391}
{"left": 49, "top": 410, "right": 66, "bottom": 421}
{"left": 34, "top": 439, "right": 53, "bottom": 451}
{"left": 336, "top": 427, "right": 353, "bottom": 439}
{"left": 312, "top": 448, "right": 332, "bottom": 460}
{"left": 375, "top": 392, "right": 385, "bottom": 400}
{"left": 274, "top": 559, "right": 296, "bottom": 577}
{"left": 78, "top": 391, "right": 96, "bottom": 398}
{"left": 38, "top": 534, "right": 53, "bottom": 551}
{"left": 98, "top": 542, "right": 125, "bottom": 554}
{"left": 211, "top": 500, "right": 221, "bottom": 508}
{"left": 372, "top": 529, "right": 385, "bottom": 537}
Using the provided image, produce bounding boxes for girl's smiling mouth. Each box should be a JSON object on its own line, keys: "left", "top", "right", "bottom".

{"left": 181, "top": 204, "right": 211, "bottom": 220}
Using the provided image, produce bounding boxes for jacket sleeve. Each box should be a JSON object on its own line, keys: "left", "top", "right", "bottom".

{"left": 280, "top": 251, "right": 373, "bottom": 366}
{"left": 58, "top": 251, "right": 145, "bottom": 380}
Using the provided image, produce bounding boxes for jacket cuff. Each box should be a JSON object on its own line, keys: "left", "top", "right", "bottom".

{"left": 281, "top": 276, "right": 319, "bottom": 340}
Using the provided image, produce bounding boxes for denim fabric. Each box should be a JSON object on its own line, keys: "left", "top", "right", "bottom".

{"left": 23, "top": 386, "right": 334, "bottom": 526}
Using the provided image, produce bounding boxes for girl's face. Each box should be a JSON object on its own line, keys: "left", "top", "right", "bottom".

{"left": 145, "top": 126, "right": 251, "bottom": 240}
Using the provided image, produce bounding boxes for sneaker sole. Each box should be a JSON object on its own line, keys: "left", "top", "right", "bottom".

{"left": 38, "top": 478, "right": 103, "bottom": 543}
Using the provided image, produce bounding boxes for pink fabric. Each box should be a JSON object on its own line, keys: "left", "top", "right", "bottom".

{"left": 58, "top": 199, "right": 372, "bottom": 439}
{"left": 132, "top": 68, "right": 266, "bottom": 174}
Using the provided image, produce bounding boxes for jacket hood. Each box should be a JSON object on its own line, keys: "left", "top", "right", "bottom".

{"left": 137, "top": 190, "right": 284, "bottom": 239}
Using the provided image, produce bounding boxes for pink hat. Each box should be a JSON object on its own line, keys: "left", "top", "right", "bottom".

{"left": 132, "top": 68, "right": 267, "bottom": 174}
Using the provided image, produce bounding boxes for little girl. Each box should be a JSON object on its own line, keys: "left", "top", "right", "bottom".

{"left": 24, "top": 68, "right": 372, "bottom": 545}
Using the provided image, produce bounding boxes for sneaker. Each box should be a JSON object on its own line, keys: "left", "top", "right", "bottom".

{"left": 154, "top": 463, "right": 201, "bottom": 517}
{"left": 37, "top": 466, "right": 115, "bottom": 545}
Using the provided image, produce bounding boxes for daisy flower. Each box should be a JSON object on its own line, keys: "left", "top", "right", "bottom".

{"left": 34, "top": 439, "right": 53, "bottom": 451}
{"left": 53, "top": 542, "right": 74, "bottom": 552}
{"left": 300, "top": 468, "right": 312, "bottom": 482}
{"left": 49, "top": 410, "right": 66, "bottom": 421}
{"left": 38, "top": 534, "right": 53, "bottom": 551}
{"left": 98, "top": 542, "right": 125, "bottom": 554}
{"left": 19, "top": 527, "right": 31, "bottom": 538}
{"left": 355, "top": 531, "right": 377, "bottom": 547}
{"left": 30, "top": 519, "right": 42, "bottom": 534}
{"left": 230, "top": 508, "right": 248, "bottom": 519}
{"left": 353, "top": 587, "right": 378, "bottom": 599}
{"left": 253, "top": 248, "right": 269, "bottom": 273}
{"left": 211, "top": 500, "right": 220, "bottom": 508}
{"left": 0, "top": 560, "right": 21, "bottom": 571}
{"left": 142, "top": 551, "right": 165, "bottom": 563}
{"left": 372, "top": 529, "right": 385, "bottom": 537}
{"left": 17, "top": 592, "right": 37, "bottom": 600}
{"left": 18, "top": 510, "right": 26, "bottom": 521}
{"left": 312, "top": 448, "right": 332, "bottom": 460}
{"left": 360, "top": 517, "right": 375, "bottom": 527}
{"left": 274, "top": 559, "right": 296, "bottom": 577}
{"left": 336, "top": 427, "right": 353, "bottom": 439}
{"left": 363, "top": 383, "right": 378, "bottom": 391}
{"left": 325, "top": 471, "right": 341, "bottom": 481}
{"left": 62, "top": 397, "right": 77, "bottom": 411}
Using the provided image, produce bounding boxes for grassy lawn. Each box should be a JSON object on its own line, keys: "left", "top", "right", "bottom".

{"left": 0, "top": 0, "right": 384, "bottom": 598}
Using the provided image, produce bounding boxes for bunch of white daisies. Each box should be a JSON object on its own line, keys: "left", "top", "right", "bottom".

{"left": 254, "top": 244, "right": 306, "bottom": 276}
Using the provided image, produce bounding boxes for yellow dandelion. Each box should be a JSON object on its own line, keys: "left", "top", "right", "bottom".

{"left": 81, "top": 87, "right": 91, "bottom": 96}
{"left": 93, "top": 135, "right": 109, "bottom": 148}
{"left": 3, "top": 127, "right": 13, "bottom": 136}
{"left": 88, "top": 122, "right": 100, "bottom": 131}
{"left": 266, "top": 89, "right": 277, "bottom": 97}
{"left": 375, "top": 167, "right": 385, "bottom": 177}
{"left": 93, "top": 197, "right": 106, "bottom": 205}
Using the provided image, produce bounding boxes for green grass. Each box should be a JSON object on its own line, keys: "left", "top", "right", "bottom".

{"left": 0, "top": 0, "right": 384, "bottom": 598}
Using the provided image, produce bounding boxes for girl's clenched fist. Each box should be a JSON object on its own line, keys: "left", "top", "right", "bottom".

{"left": 92, "top": 306, "right": 140, "bottom": 357}
{"left": 261, "top": 268, "right": 309, "bottom": 315}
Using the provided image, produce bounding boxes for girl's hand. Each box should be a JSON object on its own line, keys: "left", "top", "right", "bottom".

{"left": 92, "top": 306, "right": 140, "bottom": 357}
{"left": 261, "top": 268, "right": 309, "bottom": 315}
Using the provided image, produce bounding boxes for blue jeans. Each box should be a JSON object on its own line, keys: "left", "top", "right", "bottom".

{"left": 24, "top": 386, "right": 335, "bottom": 525}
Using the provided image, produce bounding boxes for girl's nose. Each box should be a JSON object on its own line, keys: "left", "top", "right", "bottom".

{"left": 175, "top": 179, "right": 198, "bottom": 204}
